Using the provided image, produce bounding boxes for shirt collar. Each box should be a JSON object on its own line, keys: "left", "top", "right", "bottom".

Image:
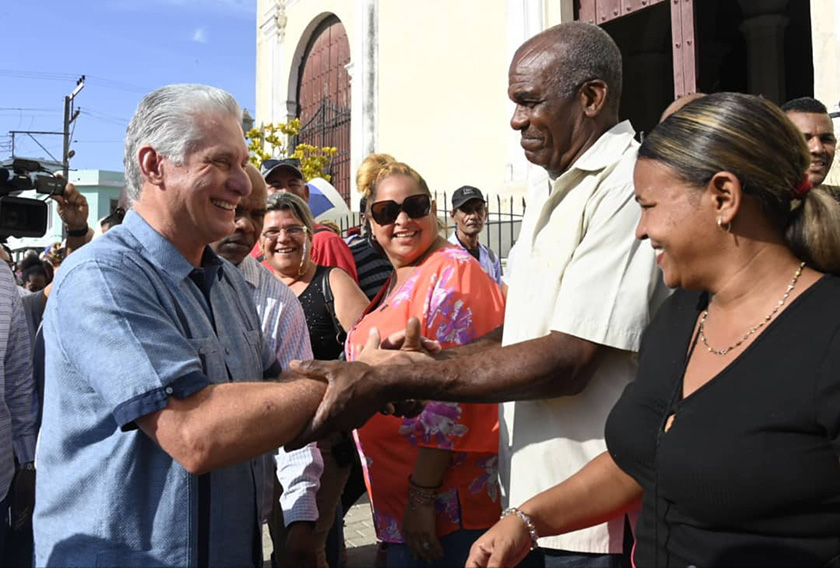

{"left": 121, "top": 209, "right": 225, "bottom": 283}
{"left": 568, "top": 120, "right": 636, "bottom": 173}
{"left": 449, "top": 230, "right": 480, "bottom": 252}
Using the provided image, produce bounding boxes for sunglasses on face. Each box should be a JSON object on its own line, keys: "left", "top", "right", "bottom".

{"left": 369, "top": 194, "right": 432, "bottom": 225}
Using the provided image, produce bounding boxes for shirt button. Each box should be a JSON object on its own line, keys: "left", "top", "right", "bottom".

{"left": 224, "top": 348, "right": 230, "bottom": 355}
{"left": 165, "top": 387, "right": 174, "bottom": 395}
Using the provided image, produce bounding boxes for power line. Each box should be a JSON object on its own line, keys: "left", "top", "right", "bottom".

{"left": 0, "top": 70, "right": 149, "bottom": 93}
{"left": 26, "top": 133, "right": 61, "bottom": 164}
{"left": 0, "top": 107, "right": 58, "bottom": 112}
{"left": 80, "top": 109, "right": 129, "bottom": 125}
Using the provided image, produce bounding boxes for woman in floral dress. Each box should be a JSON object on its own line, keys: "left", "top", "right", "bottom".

{"left": 345, "top": 157, "right": 505, "bottom": 567}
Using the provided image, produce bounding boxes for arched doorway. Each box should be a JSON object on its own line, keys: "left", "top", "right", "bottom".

{"left": 296, "top": 15, "right": 351, "bottom": 202}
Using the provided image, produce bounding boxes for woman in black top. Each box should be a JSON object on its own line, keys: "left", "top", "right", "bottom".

{"left": 466, "top": 93, "right": 840, "bottom": 567}
{"left": 261, "top": 192, "right": 369, "bottom": 568}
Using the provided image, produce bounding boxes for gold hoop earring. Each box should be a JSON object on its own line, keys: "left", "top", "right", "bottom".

{"left": 717, "top": 218, "right": 731, "bottom": 234}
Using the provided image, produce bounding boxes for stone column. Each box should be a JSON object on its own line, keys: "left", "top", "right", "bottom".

{"left": 349, "top": 0, "right": 377, "bottom": 211}
{"left": 256, "top": 0, "right": 288, "bottom": 126}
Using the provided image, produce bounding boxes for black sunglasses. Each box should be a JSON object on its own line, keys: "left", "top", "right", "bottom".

{"left": 369, "top": 194, "right": 432, "bottom": 225}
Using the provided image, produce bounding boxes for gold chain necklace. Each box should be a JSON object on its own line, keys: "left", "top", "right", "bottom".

{"left": 699, "top": 261, "right": 806, "bottom": 356}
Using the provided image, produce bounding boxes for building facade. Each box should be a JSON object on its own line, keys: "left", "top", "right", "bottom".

{"left": 256, "top": 0, "right": 840, "bottom": 209}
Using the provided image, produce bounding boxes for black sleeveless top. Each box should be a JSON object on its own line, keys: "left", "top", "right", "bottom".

{"left": 297, "top": 265, "right": 344, "bottom": 361}
{"left": 606, "top": 276, "right": 840, "bottom": 567}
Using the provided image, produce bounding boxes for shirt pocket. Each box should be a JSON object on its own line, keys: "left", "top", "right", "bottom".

{"left": 187, "top": 336, "right": 228, "bottom": 383}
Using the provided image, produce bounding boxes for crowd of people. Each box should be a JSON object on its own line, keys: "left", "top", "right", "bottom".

{"left": 1, "top": 19, "right": 839, "bottom": 568}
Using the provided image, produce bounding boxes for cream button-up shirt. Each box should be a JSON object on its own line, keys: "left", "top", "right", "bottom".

{"left": 500, "top": 121, "right": 669, "bottom": 553}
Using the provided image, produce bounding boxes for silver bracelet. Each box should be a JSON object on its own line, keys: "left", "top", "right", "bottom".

{"left": 501, "top": 506, "right": 539, "bottom": 550}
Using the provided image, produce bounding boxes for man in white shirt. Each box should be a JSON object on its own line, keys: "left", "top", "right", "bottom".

{"left": 210, "top": 164, "right": 323, "bottom": 567}
{"left": 292, "top": 22, "right": 668, "bottom": 567}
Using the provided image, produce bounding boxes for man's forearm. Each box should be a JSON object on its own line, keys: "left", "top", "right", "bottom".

{"left": 139, "top": 374, "right": 327, "bottom": 475}
{"left": 385, "top": 331, "right": 599, "bottom": 404}
{"left": 433, "top": 325, "right": 503, "bottom": 361}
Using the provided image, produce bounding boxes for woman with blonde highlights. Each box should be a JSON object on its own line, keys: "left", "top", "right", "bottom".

{"left": 349, "top": 153, "right": 395, "bottom": 300}
{"left": 260, "top": 192, "right": 369, "bottom": 568}
{"left": 467, "top": 93, "right": 840, "bottom": 567}
{"left": 346, "top": 159, "right": 505, "bottom": 567}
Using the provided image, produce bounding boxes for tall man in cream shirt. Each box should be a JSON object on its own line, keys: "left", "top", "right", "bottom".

{"left": 291, "top": 21, "right": 668, "bottom": 566}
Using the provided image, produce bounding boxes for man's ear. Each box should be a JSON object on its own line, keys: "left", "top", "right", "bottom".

{"left": 707, "top": 171, "right": 742, "bottom": 226}
{"left": 302, "top": 182, "right": 310, "bottom": 202}
{"left": 579, "top": 79, "right": 608, "bottom": 118}
{"left": 138, "top": 146, "right": 166, "bottom": 187}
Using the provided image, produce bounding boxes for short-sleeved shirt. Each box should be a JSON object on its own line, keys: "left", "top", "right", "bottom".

{"left": 237, "top": 254, "right": 322, "bottom": 526}
{"left": 312, "top": 225, "right": 358, "bottom": 283}
{"left": 447, "top": 232, "right": 503, "bottom": 286}
{"left": 607, "top": 278, "right": 840, "bottom": 566}
{"left": 348, "top": 234, "right": 393, "bottom": 301}
{"left": 34, "top": 210, "right": 280, "bottom": 567}
{"left": 0, "top": 262, "right": 36, "bottom": 500}
{"left": 500, "top": 121, "right": 669, "bottom": 553}
{"left": 346, "top": 246, "right": 506, "bottom": 543}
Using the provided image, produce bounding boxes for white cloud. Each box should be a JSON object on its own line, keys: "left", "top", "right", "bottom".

{"left": 191, "top": 27, "right": 208, "bottom": 43}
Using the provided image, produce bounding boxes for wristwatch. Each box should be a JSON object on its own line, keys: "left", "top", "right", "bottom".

{"left": 20, "top": 461, "right": 35, "bottom": 471}
{"left": 66, "top": 226, "right": 88, "bottom": 237}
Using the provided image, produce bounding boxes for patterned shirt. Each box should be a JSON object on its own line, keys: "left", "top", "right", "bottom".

{"left": 238, "top": 255, "right": 324, "bottom": 525}
{"left": 447, "top": 232, "right": 503, "bottom": 286}
{"left": 312, "top": 225, "right": 359, "bottom": 283}
{"left": 348, "top": 234, "right": 392, "bottom": 300}
{"left": 346, "top": 246, "right": 505, "bottom": 543}
{"left": 0, "top": 262, "right": 36, "bottom": 500}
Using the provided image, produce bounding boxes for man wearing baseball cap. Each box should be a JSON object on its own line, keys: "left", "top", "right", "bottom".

{"left": 258, "top": 158, "right": 358, "bottom": 282}
{"left": 448, "top": 186, "right": 502, "bottom": 287}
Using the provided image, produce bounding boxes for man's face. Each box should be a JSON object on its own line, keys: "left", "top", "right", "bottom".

{"left": 211, "top": 167, "right": 267, "bottom": 265}
{"left": 156, "top": 113, "right": 252, "bottom": 250}
{"left": 451, "top": 198, "right": 487, "bottom": 238}
{"left": 786, "top": 111, "right": 837, "bottom": 186}
{"left": 265, "top": 169, "right": 308, "bottom": 201}
{"left": 508, "top": 43, "right": 581, "bottom": 178}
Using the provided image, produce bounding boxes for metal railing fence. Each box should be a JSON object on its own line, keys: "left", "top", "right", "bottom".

{"left": 330, "top": 192, "right": 526, "bottom": 260}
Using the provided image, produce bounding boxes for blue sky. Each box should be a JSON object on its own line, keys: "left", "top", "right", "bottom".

{"left": 0, "top": 0, "right": 256, "bottom": 173}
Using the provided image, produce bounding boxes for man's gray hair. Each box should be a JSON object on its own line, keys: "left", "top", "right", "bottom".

{"left": 527, "top": 22, "right": 623, "bottom": 113}
{"left": 123, "top": 84, "right": 242, "bottom": 204}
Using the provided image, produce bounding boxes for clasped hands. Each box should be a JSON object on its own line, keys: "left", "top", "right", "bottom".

{"left": 287, "top": 317, "right": 439, "bottom": 449}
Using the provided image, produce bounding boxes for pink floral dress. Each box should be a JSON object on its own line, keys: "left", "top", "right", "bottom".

{"left": 345, "top": 246, "right": 505, "bottom": 543}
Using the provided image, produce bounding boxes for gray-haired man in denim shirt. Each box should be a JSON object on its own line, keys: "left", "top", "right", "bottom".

{"left": 33, "top": 84, "right": 328, "bottom": 567}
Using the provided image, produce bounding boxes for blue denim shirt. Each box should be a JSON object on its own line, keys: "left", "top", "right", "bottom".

{"left": 34, "top": 210, "right": 280, "bottom": 567}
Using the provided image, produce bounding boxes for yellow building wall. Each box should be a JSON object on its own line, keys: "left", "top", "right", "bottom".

{"left": 375, "top": 1, "right": 510, "bottom": 196}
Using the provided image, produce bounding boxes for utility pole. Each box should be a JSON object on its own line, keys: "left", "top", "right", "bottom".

{"left": 62, "top": 75, "right": 85, "bottom": 179}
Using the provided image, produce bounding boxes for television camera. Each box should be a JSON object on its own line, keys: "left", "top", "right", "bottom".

{"left": 0, "top": 158, "right": 66, "bottom": 239}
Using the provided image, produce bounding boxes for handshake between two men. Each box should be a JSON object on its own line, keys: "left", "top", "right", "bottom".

{"left": 286, "top": 316, "right": 438, "bottom": 449}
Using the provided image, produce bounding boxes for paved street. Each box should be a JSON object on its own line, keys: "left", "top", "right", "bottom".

{"left": 263, "top": 495, "right": 379, "bottom": 567}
